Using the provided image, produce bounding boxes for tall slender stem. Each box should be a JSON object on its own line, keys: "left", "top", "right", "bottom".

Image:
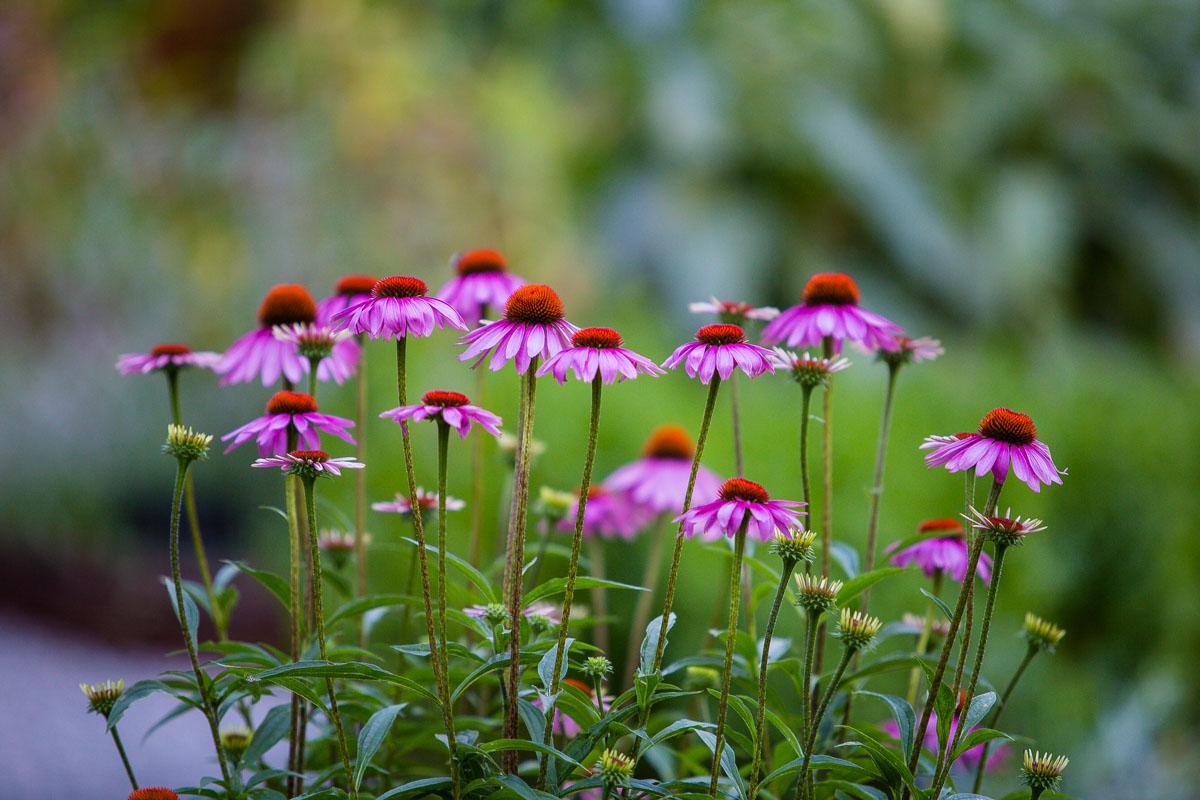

{"left": 285, "top": 471, "right": 304, "bottom": 796}
{"left": 798, "top": 386, "right": 815, "bottom": 547}
{"left": 623, "top": 514, "right": 668, "bottom": 687}
{"left": 906, "top": 570, "right": 944, "bottom": 704}
{"left": 110, "top": 726, "right": 138, "bottom": 789}
{"left": 301, "top": 477, "right": 356, "bottom": 799}
{"left": 812, "top": 339, "right": 835, "bottom": 691}
{"left": 354, "top": 334, "right": 369, "bottom": 620}
{"left": 168, "top": 460, "right": 231, "bottom": 789}
{"left": 862, "top": 364, "right": 899, "bottom": 595}
{"left": 708, "top": 522, "right": 748, "bottom": 797}
{"left": 797, "top": 647, "right": 854, "bottom": 800}
{"left": 798, "top": 610, "right": 820, "bottom": 746}
{"left": 502, "top": 362, "right": 539, "bottom": 772}
{"left": 539, "top": 376, "right": 603, "bottom": 787}
{"left": 394, "top": 339, "right": 460, "bottom": 796}
{"left": 972, "top": 644, "right": 1037, "bottom": 793}
{"left": 589, "top": 539, "right": 610, "bottom": 654}
{"left": 747, "top": 557, "right": 798, "bottom": 800}
{"left": 730, "top": 371, "right": 744, "bottom": 478}
{"left": 436, "top": 421, "right": 453, "bottom": 719}
{"left": 468, "top": 305, "right": 489, "bottom": 573}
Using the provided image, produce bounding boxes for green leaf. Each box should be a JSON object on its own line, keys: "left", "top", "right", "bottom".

{"left": 639, "top": 612, "right": 676, "bottom": 676}
{"left": 538, "top": 638, "right": 573, "bottom": 697}
{"left": 836, "top": 567, "right": 908, "bottom": 604}
{"left": 524, "top": 575, "right": 647, "bottom": 604}
{"left": 224, "top": 561, "right": 291, "bottom": 611}
{"left": 479, "top": 739, "right": 584, "bottom": 769}
{"left": 857, "top": 691, "right": 916, "bottom": 761}
{"left": 107, "top": 679, "right": 171, "bottom": 731}
{"left": 944, "top": 795, "right": 991, "bottom": 800}
{"left": 244, "top": 704, "right": 291, "bottom": 767}
{"left": 162, "top": 576, "right": 200, "bottom": 646}
{"left": 643, "top": 718, "right": 714, "bottom": 749}
{"left": 354, "top": 703, "right": 405, "bottom": 790}
{"left": 920, "top": 587, "right": 955, "bottom": 621}
{"left": 376, "top": 778, "right": 453, "bottom": 799}
{"left": 761, "top": 755, "right": 864, "bottom": 784}
{"left": 953, "top": 728, "right": 1013, "bottom": 759}
{"left": 491, "top": 774, "right": 559, "bottom": 800}
{"left": 816, "top": 780, "right": 888, "bottom": 800}
{"left": 695, "top": 729, "right": 743, "bottom": 796}
{"left": 828, "top": 541, "right": 860, "bottom": 579}
{"left": 400, "top": 537, "right": 495, "bottom": 602}
{"left": 249, "top": 660, "right": 437, "bottom": 703}
{"left": 840, "top": 725, "right": 919, "bottom": 794}
{"left": 450, "top": 650, "right": 544, "bottom": 703}
{"left": 962, "top": 691, "right": 997, "bottom": 732}
{"left": 327, "top": 594, "right": 408, "bottom": 626}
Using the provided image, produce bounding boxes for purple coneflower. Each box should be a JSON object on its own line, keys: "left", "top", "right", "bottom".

{"left": 537, "top": 327, "right": 663, "bottom": 384}
{"left": 888, "top": 517, "right": 993, "bottom": 584}
{"left": 762, "top": 272, "right": 901, "bottom": 353}
{"left": 966, "top": 507, "right": 1047, "bottom": 547}
{"left": 689, "top": 296, "right": 779, "bottom": 324}
{"left": 317, "top": 274, "right": 377, "bottom": 322}
{"left": 603, "top": 424, "right": 722, "bottom": 515}
{"left": 251, "top": 449, "right": 365, "bottom": 478}
{"left": 330, "top": 276, "right": 466, "bottom": 340}
{"left": 662, "top": 324, "right": 774, "bottom": 383}
{"left": 272, "top": 322, "right": 359, "bottom": 385}
{"left": 882, "top": 711, "right": 1007, "bottom": 774}
{"left": 875, "top": 335, "right": 943, "bottom": 365}
{"left": 532, "top": 678, "right": 614, "bottom": 737}
{"left": 437, "top": 249, "right": 526, "bottom": 326}
{"left": 373, "top": 487, "right": 465, "bottom": 516}
{"left": 923, "top": 408, "right": 1065, "bottom": 492}
{"left": 222, "top": 391, "right": 355, "bottom": 455}
{"left": 769, "top": 347, "right": 850, "bottom": 387}
{"left": 380, "top": 390, "right": 503, "bottom": 439}
{"left": 464, "top": 602, "right": 559, "bottom": 625}
{"left": 118, "top": 343, "right": 221, "bottom": 375}
{"left": 458, "top": 283, "right": 578, "bottom": 373}
{"left": 558, "top": 486, "right": 647, "bottom": 541}
{"left": 218, "top": 284, "right": 319, "bottom": 386}
{"left": 675, "top": 478, "right": 805, "bottom": 542}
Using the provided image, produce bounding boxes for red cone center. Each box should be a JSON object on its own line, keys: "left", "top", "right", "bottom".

{"left": 505, "top": 284, "right": 564, "bottom": 324}
{"left": 151, "top": 343, "right": 191, "bottom": 357}
{"left": 978, "top": 407, "right": 1036, "bottom": 445}
{"left": 572, "top": 327, "right": 623, "bottom": 349}
{"left": 719, "top": 477, "right": 770, "bottom": 503}
{"left": 258, "top": 284, "right": 317, "bottom": 327}
{"left": 423, "top": 390, "right": 470, "bottom": 407}
{"left": 802, "top": 272, "right": 860, "bottom": 306}
{"left": 336, "top": 274, "right": 379, "bottom": 296}
{"left": 267, "top": 391, "right": 318, "bottom": 415}
{"left": 696, "top": 323, "right": 745, "bottom": 346}
{"left": 373, "top": 276, "right": 428, "bottom": 298}
{"left": 455, "top": 249, "right": 507, "bottom": 275}
{"left": 643, "top": 424, "right": 694, "bottom": 460}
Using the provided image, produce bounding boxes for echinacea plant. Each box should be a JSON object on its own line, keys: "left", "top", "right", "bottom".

{"left": 98, "top": 266, "right": 1077, "bottom": 800}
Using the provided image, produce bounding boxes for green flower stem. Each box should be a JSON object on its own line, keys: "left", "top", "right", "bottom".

{"left": 905, "top": 570, "right": 944, "bottom": 704}
{"left": 589, "top": 538, "right": 610, "bottom": 654}
{"left": 730, "top": 371, "right": 744, "bottom": 478}
{"left": 395, "top": 339, "right": 460, "bottom": 797}
{"left": 1029, "top": 788, "right": 1045, "bottom": 800}
{"left": 623, "top": 514, "right": 668, "bottom": 687}
{"left": 502, "top": 361, "right": 540, "bottom": 773}
{"left": 708, "top": 520, "right": 748, "bottom": 797}
{"left": 109, "top": 725, "right": 138, "bottom": 789}
{"left": 165, "top": 370, "right": 221, "bottom": 638}
{"left": 285, "top": 470, "right": 304, "bottom": 795}
{"left": 798, "top": 386, "right": 815, "bottom": 571}
{"left": 861, "top": 363, "right": 899, "bottom": 598}
{"left": 811, "top": 337, "right": 835, "bottom": 695}
{"left": 436, "top": 420, "right": 453, "bottom": 708}
{"left": 905, "top": 478, "right": 1004, "bottom": 787}
{"left": 929, "top": 543, "right": 1010, "bottom": 797}
{"left": 797, "top": 646, "right": 855, "bottom": 800}
{"left": 972, "top": 644, "right": 1038, "bottom": 793}
{"left": 539, "top": 376, "right": 604, "bottom": 787}
{"left": 747, "top": 557, "right": 798, "bottom": 800}
{"left": 300, "top": 477, "right": 356, "bottom": 799}
{"left": 168, "top": 460, "right": 232, "bottom": 790}
{"left": 798, "top": 609, "right": 821, "bottom": 745}
{"left": 353, "top": 335, "right": 369, "bottom": 616}
{"left": 467, "top": 307, "right": 488, "bottom": 575}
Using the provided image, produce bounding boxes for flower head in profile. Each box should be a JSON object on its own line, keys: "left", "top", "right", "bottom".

{"left": 537, "top": 327, "right": 664, "bottom": 384}
{"left": 465, "top": 602, "right": 510, "bottom": 627}
{"left": 558, "top": 486, "right": 649, "bottom": 541}
{"left": 835, "top": 608, "right": 883, "bottom": 651}
{"left": 272, "top": 322, "right": 359, "bottom": 385}
{"left": 603, "top": 424, "right": 722, "bottom": 515}
{"left": 689, "top": 296, "right": 779, "bottom": 325}
{"left": 770, "top": 528, "right": 817, "bottom": 565}
{"left": 221, "top": 728, "right": 252, "bottom": 764}
{"left": 675, "top": 478, "right": 805, "bottom": 542}
{"left": 222, "top": 391, "right": 355, "bottom": 456}
{"left": 317, "top": 274, "right": 378, "bottom": 322}
{"left": 380, "top": 390, "right": 503, "bottom": 439}
{"left": 762, "top": 272, "right": 902, "bottom": 353}
{"left": 218, "top": 284, "right": 319, "bottom": 386}
{"left": 966, "top": 507, "right": 1046, "bottom": 548}
{"left": 876, "top": 335, "right": 943, "bottom": 368}
{"left": 437, "top": 249, "right": 526, "bottom": 326}
{"left": 1021, "top": 750, "right": 1068, "bottom": 793}
{"left": 163, "top": 424, "right": 213, "bottom": 464}
{"left": 534, "top": 486, "right": 576, "bottom": 521}
{"left": 662, "top": 324, "right": 775, "bottom": 384}
{"left": 128, "top": 790, "right": 180, "bottom": 800}
{"left": 923, "top": 408, "right": 1065, "bottom": 492}
{"left": 458, "top": 284, "right": 578, "bottom": 373}
{"left": 1022, "top": 613, "right": 1066, "bottom": 652}
{"left": 252, "top": 449, "right": 364, "bottom": 479}
{"left": 373, "top": 487, "right": 464, "bottom": 517}
{"left": 794, "top": 574, "right": 843, "bottom": 615}
{"left": 901, "top": 612, "right": 950, "bottom": 639}
{"left": 887, "top": 517, "right": 993, "bottom": 584}
{"left": 117, "top": 344, "right": 221, "bottom": 376}
{"left": 318, "top": 529, "right": 363, "bottom": 569}
{"left": 330, "top": 276, "right": 467, "bottom": 340}
{"left": 80, "top": 679, "right": 124, "bottom": 718}
{"left": 769, "top": 347, "right": 850, "bottom": 389}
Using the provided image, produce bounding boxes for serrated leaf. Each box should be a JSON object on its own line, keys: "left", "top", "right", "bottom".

{"left": 354, "top": 703, "right": 405, "bottom": 790}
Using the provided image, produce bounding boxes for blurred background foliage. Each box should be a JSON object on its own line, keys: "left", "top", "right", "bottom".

{"left": 1, "top": 0, "right": 1199, "bottom": 797}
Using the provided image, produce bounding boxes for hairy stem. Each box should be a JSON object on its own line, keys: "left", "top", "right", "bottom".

{"left": 812, "top": 338, "right": 835, "bottom": 691}
{"left": 972, "top": 644, "right": 1038, "bottom": 793}
{"left": 354, "top": 334, "right": 369, "bottom": 634}
{"left": 747, "top": 557, "right": 798, "bottom": 800}
{"left": 905, "top": 570, "right": 944, "bottom": 704}
{"left": 797, "top": 647, "right": 854, "bottom": 800}
{"left": 708, "top": 522, "right": 748, "bottom": 797}
{"left": 110, "top": 726, "right": 138, "bottom": 789}
{"left": 861, "top": 363, "right": 899, "bottom": 600}
{"left": 730, "top": 371, "right": 744, "bottom": 478}
{"left": 468, "top": 344, "right": 487, "bottom": 574}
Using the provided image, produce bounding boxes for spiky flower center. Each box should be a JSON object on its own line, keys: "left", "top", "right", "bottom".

{"left": 128, "top": 789, "right": 181, "bottom": 800}
{"left": 719, "top": 477, "right": 770, "bottom": 503}
{"left": 696, "top": 323, "right": 745, "bottom": 346}
{"left": 423, "top": 390, "right": 470, "bottom": 407}
{"left": 643, "top": 424, "right": 694, "bottom": 460}
{"left": 289, "top": 449, "right": 329, "bottom": 462}
{"left": 151, "top": 343, "right": 191, "bottom": 357}
{"left": 267, "top": 391, "right": 318, "bottom": 415}
{"left": 1023, "top": 612, "right": 1066, "bottom": 649}
{"left": 336, "top": 274, "right": 378, "bottom": 296}
{"left": 918, "top": 517, "right": 964, "bottom": 535}
{"left": 1022, "top": 750, "right": 1069, "bottom": 790}
{"left": 802, "top": 272, "right": 860, "bottom": 306}
{"left": 373, "top": 276, "right": 428, "bottom": 298}
{"left": 504, "top": 284, "right": 564, "bottom": 324}
{"left": 979, "top": 407, "right": 1037, "bottom": 445}
{"left": 455, "top": 248, "right": 507, "bottom": 275}
{"left": 837, "top": 607, "right": 883, "bottom": 649}
{"left": 572, "top": 327, "right": 623, "bottom": 349}
{"left": 258, "top": 284, "right": 317, "bottom": 327}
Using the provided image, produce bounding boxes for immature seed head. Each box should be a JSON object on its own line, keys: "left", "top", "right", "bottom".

{"left": 802, "top": 272, "right": 860, "bottom": 306}
{"left": 150, "top": 343, "right": 192, "bottom": 357}
{"left": 595, "top": 749, "right": 635, "bottom": 789}
{"left": 454, "top": 248, "right": 508, "bottom": 275}
{"left": 794, "top": 574, "right": 842, "bottom": 615}
{"left": 836, "top": 608, "right": 883, "bottom": 651}
{"left": 336, "top": 274, "right": 378, "bottom": 296}
{"left": 968, "top": 507, "right": 1046, "bottom": 548}
{"left": 1021, "top": 750, "right": 1069, "bottom": 793}
{"left": 771, "top": 528, "right": 817, "bottom": 565}
{"left": 1022, "top": 613, "right": 1066, "bottom": 653}
{"left": 257, "top": 284, "right": 317, "bottom": 327}
{"left": 642, "top": 424, "right": 694, "bottom": 460}
{"left": 534, "top": 486, "right": 575, "bottom": 520}
{"left": 583, "top": 656, "right": 613, "bottom": 679}
{"left": 372, "top": 276, "right": 428, "bottom": 298}
{"left": 482, "top": 602, "right": 508, "bottom": 628}
{"left": 978, "top": 407, "right": 1037, "bottom": 445}
{"left": 163, "top": 424, "right": 212, "bottom": 463}
{"left": 504, "top": 284, "right": 564, "bottom": 325}
{"left": 695, "top": 323, "right": 745, "bottom": 346}
{"left": 80, "top": 679, "right": 124, "bottom": 718}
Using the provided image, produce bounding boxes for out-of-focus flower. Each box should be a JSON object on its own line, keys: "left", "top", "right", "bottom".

{"left": 373, "top": 487, "right": 464, "bottom": 516}
{"left": 218, "top": 284, "right": 318, "bottom": 387}
{"left": 603, "top": 424, "right": 722, "bottom": 515}
{"left": 220, "top": 728, "right": 252, "bottom": 764}
{"left": 1022, "top": 613, "right": 1066, "bottom": 652}
{"left": 458, "top": 284, "right": 578, "bottom": 373}
{"left": 272, "top": 322, "right": 359, "bottom": 385}
{"left": 876, "top": 335, "right": 943, "bottom": 367}
{"left": 901, "top": 612, "right": 950, "bottom": 639}
{"left": 887, "top": 517, "right": 993, "bottom": 583}
{"left": 675, "top": 478, "right": 804, "bottom": 542}
{"left": 882, "top": 711, "right": 1007, "bottom": 773}
{"left": 923, "top": 408, "right": 1065, "bottom": 493}
{"left": 662, "top": 324, "right": 774, "bottom": 384}
{"left": 689, "top": 296, "right": 780, "bottom": 324}
{"left": 379, "top": 390, "right": 503, "bottom": 439}
{"left": 330, "top": 276, "right": 466, "bottom": 340}
{"left": 223, "top": 391, "right": 354, "bottom": 456}
{"left": 437, "top": 249, "right": 526, "bottom": 326}
{"left": 317, "top": 275, "right": 378, "bottom": 322}
{"left": 558, "top": 486, "right": 649, "bottom": 540}
{"left": 768, "top": 347, "right": 850, "bottom": 389}
{"left": 117, "top": 344, "right": 221, "bottom": 376}
{"left": 537, "top": 327, "right": 663, "bottom": 384}
{"left": 762, "top": 272, "right": 902, "bottom": 353}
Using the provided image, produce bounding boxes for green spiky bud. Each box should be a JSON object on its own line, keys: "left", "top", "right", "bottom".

{"left": 794, "top": 574, "right": 842, "bottom": 615}
{"left": 1022, "top": 613, "right": 1066, "bottom": 653}
{"left": 583, "top": 656, "right": 613, "bottom": 679}
{"left": 1021, "top": 749, "right": 1068, "bottom": 793}
{"left": 595, "top": 748, "right": 634, "bottom": 789}
{"left": 163, "top": 424, "right": 212, "bottom": 463}
{"left": 80, "top": 679, "right": 124, "bottom": 718}
{"left": 221, "top": 728, "right": 252, "bottom": 764}
{"left": 835, "top": 608, "right": 882, "bottom": 651}
{"left": 482, "top": 602, "right": 508, "bottom": 628}
{"left": 771, "top": 528, "right": 817, "bottom": 565}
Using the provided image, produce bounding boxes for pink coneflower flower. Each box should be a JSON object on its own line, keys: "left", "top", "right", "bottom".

{"left": 675, "top": 478, "right": 805, "bottom": 542}
{"left": 887, "top": 517, "right": 993, "bottom": 583}
{"left": 316, "top": 274, "right": 378, "bottom": 322}
{"left": 379, "top": 390, "right": 503, "bottom": 439}
{"left": 464, "top": 602, "right": 559, "bottom": 625}
{"left": 373, "top": 487, "right": 465, "bottom": 516}
{"left": 877, "top": 335, "right": 943, "bottom": 366}
{"left": 537, "top": 327, "right": 664, "bottom": 384}
{"left": 330, "top": 276, "right": 466, "bottom": 340}
{"left": 217, "top": 284, "right": 319, "bottom": 386}
{"left": 768, "top": 347, "right": 851, "bottom": 388}
{"left": 558, "top": 486, "right": 648, "bottom": 541}
{"left": 882, "top": 711, "right": 1007, "bottom": 774}
{"left": 761, "top": 272, "right": 902, "bottom": 353}
{"left": 251, "top": 449, "right": 365, "bottom": 478}
{"left": 662, "top": 324, "right": 775, "bottom": 384}
{"left": 603, "top": 424, "right": 722, "bottom": 515}
{"left": 272, "top": 322, "right": 360, "bottom": 385}
{"left": 689, "top": 296, "right": 780, "bottom": 324}
{"left": 222, "top": 391, "right": 355, "bottom": 455}
{"left": 117, "top": 343, "right": 222, "bottom": 375}
{"left": 437, "top": 249, "right": 526, "bottom": 326}
{"left": 923, "top": 408, "right": 1065, "bottom": 492}
{"left": 966, "top": 507, "right": 1047, "bottom": 548}
{"left": 458, "top": 284, "right": 578, "bottom": 373}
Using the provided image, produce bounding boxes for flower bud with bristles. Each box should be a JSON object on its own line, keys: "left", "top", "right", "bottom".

{"left": 1022, "top": 612, "right": 1066, "bottom": 652}
{"left": 1021, "top": 749, "right": 1068, "bottom": 793}
{"left": 686, "top": 665, "right": 721, "bottom": 690}
{"left": 771, "top": 528, "right": 817, "bottom": 565}
{"left": 595, "top": 748, "right": 635, "bottom": 789}
{"left": 794, "top": 574, "right": 842, "bottom": 615}
{"left": 163, "top": 424, "right": 212, "bottom": 463}
{"left": 835, "top": 608, "right": 882, "bottom": 651}
{"left": 583, "top": 656, "right": 613, "bottom": 679}
{"left": 221, "top": 728, "right": 252, "bottom": 764}
{"left": 482, "top": 602, "right": 508, "bottom": 628}
{"left": 966, "top": 507, "right": 1046, "bottom": 548}
{"left": 534, "top": 486, "right": 575, "bottom": 520}
{"left": 80, "top": 679, "right": 124, "bottom": 718}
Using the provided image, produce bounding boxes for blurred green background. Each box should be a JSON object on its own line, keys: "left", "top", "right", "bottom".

{"left": 2, "top": 0, "right": 1199, "bottom": 797}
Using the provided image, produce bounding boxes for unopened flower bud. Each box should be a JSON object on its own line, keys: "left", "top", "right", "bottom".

{"left": 794, "top": 574, "right": 842, "bottom": 615}
{"left": 1021, "top": 749, "right": 1068, "bottom": 794}
{"left": 771, "top": 528, "right": 817, "bottom": 565}
{"left": 583, "top": 656, "right": 613, "bottom": 679}
{"left": 836, "top": 608, "right": 882, "bottom": 651}
{"left": 595, "top": 748, "right": 634, "bottom": 789}
{"left": 163, "top": 424, "right": 212, "bottom": 463}
{"left": 80, "top": 679, "right": 124, "bottom": 718}
{"left": 1022, "top": 613, "right": 1066, "bottom": 653}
